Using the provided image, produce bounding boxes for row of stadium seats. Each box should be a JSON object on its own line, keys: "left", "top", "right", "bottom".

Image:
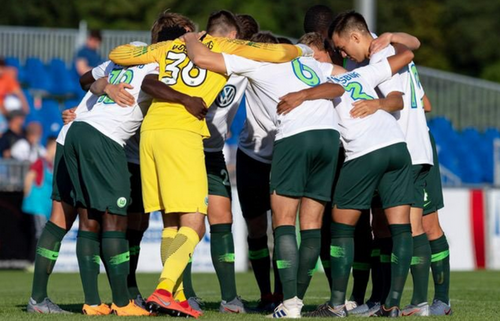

{"left": 428, "top": 116, "right": 500, "bottom": 184}
{"left": 5, "top": 57, "right": 83, "bottom": 97}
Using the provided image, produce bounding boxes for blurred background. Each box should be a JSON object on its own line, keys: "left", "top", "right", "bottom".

{"left": 0, "top": 0, "right": 499, "bottom": 273}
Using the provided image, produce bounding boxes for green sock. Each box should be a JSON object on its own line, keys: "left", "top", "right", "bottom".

{"left": 102, "top": 231, "right": 130, "bottom": 307}
{"left": 126, "top": 229, "right": 144, "bottom": 298}
{"left": 320, "top": 213, "right": 332, "bottom": 288}
{"left": 297, "top": 229, "right": 321, "bottom": 300}
{"left": 248, "top": 235, "right": 272, "bottom": 297}
{"left": 410, "top": 233, "right": 431, "bottom": 305}
{"left": 379, "top": 237, "right": 393, "bottom": 303}
{"left": 272, "top": 246, "right": 284, "bottom": 298}
{"left": 210, "top": 223, "right": 237, "bottom": 302}
{"left": 368, "top": 239, "right": 383, "bottom": 303}
{"left": 76, "top": 230, "right": 101, "bottom": 305}
{"left": 183, "top": 259, "right": 197, "bottom": 298}
{"left": 385, "top": 224, "right": 413, "bottom": 309}
{"left": 274, "top": 225, "right": 298, "bottom": 300}
{"left": 429, "top": 234, "right": 450, "bottom": 303}
{"left": 350, "top": 216, "right": 372, "bottom": 304}
{"left": 31, "top": 221, "right": 67, "bottom": 302}
{"left": 329, "top": 222, "right": 355, "bottom": 307}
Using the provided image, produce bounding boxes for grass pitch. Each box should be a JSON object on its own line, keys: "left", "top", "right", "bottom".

{"left": 0, "top": 270, "right": 498, "bottom": 320}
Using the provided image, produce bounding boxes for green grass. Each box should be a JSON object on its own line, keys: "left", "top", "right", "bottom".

{"left": 0, "top": 270, "right": 499, "bottom": 320}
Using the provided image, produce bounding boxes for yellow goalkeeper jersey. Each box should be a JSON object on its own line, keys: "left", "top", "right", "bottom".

{"left": 108, "top": 35, "right": 305, "bottom": 137}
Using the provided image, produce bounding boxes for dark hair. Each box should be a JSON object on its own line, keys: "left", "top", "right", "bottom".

{"left": 250, "top": 31, "right": 278, "bottom": 44}
{"left": 207, "top": 10, "right": 240, "bottom": 37}
{"left": 235, "top": 14, "right": 259, "bottom": 40}
{"left": 331, "top": 10, "right": 370, "bottom": 37}
{"left": 304, "top": 5, "right": 334, "bottom": 35}
{"left": 277, "top": 37, "right": 293, "bottom": 45}
{"left": 151, "top": 10, "right": 195, "bottom": 44}
{"left": 89, "top": 29, "right": 102, "bottom": 41}
{"left": 157, "top": 26, "right": 187, "bottom": 42}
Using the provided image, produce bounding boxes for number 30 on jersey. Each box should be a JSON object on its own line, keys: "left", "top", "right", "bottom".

{"left": 162, "top": 51, "right": 207, "bottom": 87}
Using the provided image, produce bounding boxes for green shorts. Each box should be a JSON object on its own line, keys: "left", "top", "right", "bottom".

{"left": 236, "top": 148, "right": 271, "bottom": 218}
{"left": 127, "top": 162, "right": 144, "bottom": 213}
{"left": 205, "top": 151, "right": 231, "bottom": 199}
{"left": 64, "top": 122, "right": 131, "bottom": 216}
{"left": 423, "top": 132, "right": 445, "bottom": 215}
{"left": 334, "top": 143, "right": 413, "bottom": 210}
{"left": 51, "top": 143, "right": 75, "bottom": 206}
{"left": 411, "top": 164, "right": 431, "bottom": 209}
{"left": 270, "top": 129, "right": 340, "bottom": 202}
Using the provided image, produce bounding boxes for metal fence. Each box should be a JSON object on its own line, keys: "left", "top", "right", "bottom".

{"left": 0, "top": 159, "right": 30, "bottom": 192}
{"left": 419, "top": 66, "right": 500, "bottom": 130}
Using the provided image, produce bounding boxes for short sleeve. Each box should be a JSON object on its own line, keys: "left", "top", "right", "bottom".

{"left": 318, "top": 62, "right": 334, "bottom": 78}
{"left": 222, "top": 53, "right": 261, "bottom": 77}
{"left": 356, "top": 59, "right": 392, "bottom": 89}
{"left": 92, "top": 61, "right": 112, "bottom": 80}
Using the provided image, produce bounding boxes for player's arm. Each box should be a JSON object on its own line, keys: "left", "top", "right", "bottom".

{"left": 350, "top": 91, "right": 403, "bottom": 118}
{"left": 278, "top": 83, "right": 345, "bottom": 115}
{"left": 141, "top": 74, "right": 207, "bottom": 120}
{"left": 423, "top": 94, "right": 432, "bottom": 112}
{"left": 108, "top": 42, "right": 166, "bottom": 66}
{"left": 387, "top": 44, "right": 414, "bottom": 74}
{"left": 217, "top": 37, "right": 312, "bottom": 63}
{"left": 79, "top": 70, "right": 95, "bottom": 91}
{"left": 90, "top": 77, "right": 135, "bottom": 106}
{"left": 370, "top": 32, "right": 420, "bottom": 55}
{"left": 185, "top": 33, "right": 227, "bottom": 74}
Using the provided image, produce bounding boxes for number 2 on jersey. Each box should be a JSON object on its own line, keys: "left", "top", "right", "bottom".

{"left": 162, "top": 51, "right": 207, "bottom": 87}
{"left": 344, "top": 82, "right": 374, "bottom": 101}
{"left": 98, "top": 69, "right": 134, "bottom": 104}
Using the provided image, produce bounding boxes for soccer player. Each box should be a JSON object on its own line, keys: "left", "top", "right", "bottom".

{"left": 278, "top": 44, "right": 416, "bottom": 318}
{"left": 330, "top": 11, "right": 434, "bottom": 316}
{"left": 108, "top": 26, "right": 311, "bottom": 318}
{"left": 183, "top": 30, "right": 342, "bottom": 319}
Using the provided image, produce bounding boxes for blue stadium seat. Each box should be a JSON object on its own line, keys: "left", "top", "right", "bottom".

{"left": 40, "top": 99, "right": 63, "bottom": 142}
{"left": 25, "top": 57, "right": 52, "bottom": 92}
{"left": 49, "top": 58, "right": 77, "bottom": 96}
{"left": 5, "top": 56, "right": 26, "bottom": 84}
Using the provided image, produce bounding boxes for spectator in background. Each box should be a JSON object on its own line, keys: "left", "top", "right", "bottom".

{"left": 11, "top": 121, "right": 45, "bottom": 162}
{"left": 0, "top": 110, "right": 25, "bottom": 157}
{"left": 74, "top": 30, "right": 103, "bottom": 76}
{"left": 22, "top": 137, "right": 56, "bottom": 254}
{"left": 0, "top": 57, "right": 30, "bottom": 115}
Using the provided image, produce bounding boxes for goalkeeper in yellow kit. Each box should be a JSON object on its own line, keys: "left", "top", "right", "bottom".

{"left": 109, "top": 31, "right": 310, "bottom": 317}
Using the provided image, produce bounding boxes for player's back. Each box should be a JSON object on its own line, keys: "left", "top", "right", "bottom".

{"left": 143, "top": 37, "right": 232, "bottom": 137}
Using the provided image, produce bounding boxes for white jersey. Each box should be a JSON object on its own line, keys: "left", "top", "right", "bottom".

{"left": 328, "top": 59, "right": 405, "bottom": 161}
{"left": 223, "top": 54, "right": 339, "bottom": 144}
{"left": 55, "top": 63, "right": 109, "bottom": 146}
{"left": 370, "top": 47, "right": 433, "bottom": 165}
{"left": 75, "top": 62, "right": 157, "bottom": 147}
{"left": 204, "top": 75, "right": 247, "bottom": 152}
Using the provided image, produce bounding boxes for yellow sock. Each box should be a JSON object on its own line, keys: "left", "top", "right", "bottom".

{"left": 157, "top": 227, "right": 200, "bottom": 293}
{"left": 174, "top": 281, "right": 187, "bottom": 302}
{"left": 161, "top": 228, "right": 177, "bottom": 265}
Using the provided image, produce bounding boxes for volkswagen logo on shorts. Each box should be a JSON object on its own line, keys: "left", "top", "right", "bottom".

{"left": 215, "top": 85, "right": 236, "bottom": 108}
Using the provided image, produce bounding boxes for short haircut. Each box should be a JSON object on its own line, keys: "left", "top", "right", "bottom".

{"left": 157, "top": 26, "right": 187, "bottom": 42}
{"left": 89, "top": 29, "right": 102, "bottom": 41}
{"left": 151, "top": 10, "right": 195, "bottom": 44}
{"left": 236, "top": 14, "right": 259, "bottom": 40}
{"left": 250, "top": 31, "right": 278, "bottom": 44}
{"left": 303, "top": 5, "right": 334, "bottom": 35}
{"left": 332, "top": 10, "right": 370, "bottom": 37}
{"left": 277, "top": 37, "right": 293, "bottom": 45}
{"left": 297, "top": 32, "right": 326, "bottom": 50}
{"left": 206, "top": 10, "right": 240, "bottom": 37}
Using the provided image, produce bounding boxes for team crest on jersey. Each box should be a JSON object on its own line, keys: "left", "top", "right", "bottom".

{"left": 215, "top": 85, "right": 236, "bottom": 108}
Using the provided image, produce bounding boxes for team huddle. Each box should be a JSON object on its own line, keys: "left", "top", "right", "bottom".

{"left": 26, "top": 5, "right": 452, "bottom": 319}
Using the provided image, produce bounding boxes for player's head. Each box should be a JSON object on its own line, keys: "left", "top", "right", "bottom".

{"left": 331, "top": 10, "right": 371, "bottom": 63}
{"left": 236, "top": 14, "right": 259, "bottom": 40}
{"left": 298, "top": 32, "right": 332, "bottom": 63}
{"left": 87, "top": 30, "right": 102, "bottom": 49}
{"left": 151, "top": 10, "right": 195, "bottom": 44}
{"left": 250, "top": 32, "right": 279, "bottom": 44}
{"left": 304, "top": 5, "right": 334, "bottom": 39}
{"left": 207, "top": 10, "right": 240, "bottom": 39}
